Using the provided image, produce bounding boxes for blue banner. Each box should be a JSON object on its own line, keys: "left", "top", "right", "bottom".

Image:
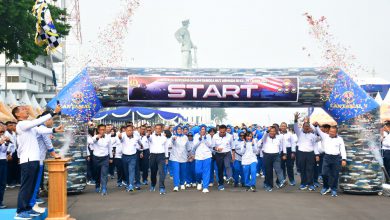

{"left": 323, "top": 70, "right": 379, "bottom": 123}
{"left": 48, "top": 69, "right": 102, "bottom": 122}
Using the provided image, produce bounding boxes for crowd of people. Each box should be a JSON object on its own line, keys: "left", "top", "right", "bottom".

{"left": 0, "top": 105, "right": 63, "bottom": 219}
{"left": 1, "top": 104, "right": 390, "bottom": 220}
{"left": 85, "top": 112, "right": 350, "bottom": 197}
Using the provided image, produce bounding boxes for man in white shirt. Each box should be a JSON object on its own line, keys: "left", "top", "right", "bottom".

{"left": 139, "top": 125, "right": 151, "bottom": 185}
{"left": 212, "top": 125, "right": 235, "bottom": 191}
{"left": 147, "top": 124, "right": 169, "bottom": 195}
{"left": 313, "top": 124, "right": 330, "bottom": 187}
{"left": 110, "top": 128, "right": 124, "bottom": 187}
{"left": 0, "top": 125, "right": 13, "bottom": 209}
{"left": 313, "top": 122, "right": 347, "bottom": 197}
{"left": 4, "top": 121, "right": 19, "bottom": 188}
{"left": 90, "top": 124, "right": 113, "bottom": 196}
{"left": 29, "top": 112, "right": 61, "bottom": 214}
{"left": 293, "top": 112, "right": 319, "bottom": 191}
{"left": 106, "top": 124, "right": 115, "bottom": 179}
{"left": 279, "top": 122, "right": 296, "bottom": 186}
{"left": 261, "top": 126, "right": 287, "bottom": 191}
{"left": 86, "top": 126, "right": 96, "bottom": 185}
{"left": 118, "top": 125, "right": 141, "bottom": 192}
{"left": 12, "top": 105, "right": 63, "bottom": 219}
{"left": 133, "top": 126, "right": 143, "bottom": 190}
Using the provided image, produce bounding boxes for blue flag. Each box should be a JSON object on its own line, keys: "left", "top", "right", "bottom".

{"left": 323, "top": 70, "right": 379, "bottom": 123}
{"left": 48, "top": 69, "right": 102, "bottom": 122}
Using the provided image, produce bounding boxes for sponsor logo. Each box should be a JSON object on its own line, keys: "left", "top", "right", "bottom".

{"left": 72, "top": 92, "right": 84, "bottom": 105}
{"left": 330, "top": 90, "right": 367, "bottom": 109}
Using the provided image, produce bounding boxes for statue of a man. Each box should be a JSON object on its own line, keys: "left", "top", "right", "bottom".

{"left": 175, "top": 19, "right": 197, "bottom": 68}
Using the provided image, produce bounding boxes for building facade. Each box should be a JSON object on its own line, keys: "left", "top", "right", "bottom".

{"left": 0, "top": 51, "right": 63, "bottom": 103}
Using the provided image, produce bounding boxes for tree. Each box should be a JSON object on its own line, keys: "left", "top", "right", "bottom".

{"left": 0, "top": 0, "right": 70, "bottom": 64}
{"left": 211, "top": 108, "right": 227, "bottom": 123}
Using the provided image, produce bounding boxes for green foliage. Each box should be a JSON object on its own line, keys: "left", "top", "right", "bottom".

{"left": 211, "top": 108, "right": 227, "bottom": 122}
{"left": 0, "top": 0, "right": 70, "bottom": 64}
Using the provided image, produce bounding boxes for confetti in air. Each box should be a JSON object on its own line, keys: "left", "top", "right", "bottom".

{"left": 302, "top": 13, "right": 369, "bottom": 80}
{"left": 304, "top": 13, "right": 383, "bottom": 192}
{"left": 89, "top": 0, "right": 140, "bottom": 68}
{"left": 68, "top": 0, "right": 140, "bottom": 81}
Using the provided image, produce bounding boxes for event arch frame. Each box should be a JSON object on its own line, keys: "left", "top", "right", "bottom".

{"left": 49, "top": 67, "right": 382, "bottom": 194}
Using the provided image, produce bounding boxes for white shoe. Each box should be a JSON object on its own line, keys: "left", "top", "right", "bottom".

{"left": 256, "top": 173, "right": 260, "bottom": 177}
{"left": 173, "top": 186, "right": 179, "bottom": 192}
{"left": 180, "top": 185, "right": 185, "bottom": 190}
{"left": 208, "top": 183, "right": 214, "bottom": 187}
{"left": 185, "top": 184, "right": 191, "bottom": 188}
{"left": 202, "top": 188, "right": 209, "bottom": 193}
{"left": 32, "top": 204, "right": 46, "bottom": 214}
{"left": 192, "top": 183, "right": 197, "bottom": 187}
{"left": 197, "top": 184, "right": 202, "bottom": 191}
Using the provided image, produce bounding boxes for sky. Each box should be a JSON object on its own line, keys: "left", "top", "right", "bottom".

{"left": 79, "top": 0, "right": 390, "bottom": 125}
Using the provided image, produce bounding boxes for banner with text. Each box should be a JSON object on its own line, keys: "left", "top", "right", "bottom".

{"left": 128, "top": 76, "right": 299, "bottom": 102}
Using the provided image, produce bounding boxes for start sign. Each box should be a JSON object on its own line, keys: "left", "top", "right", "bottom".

{"left": 128, "top": 76, "right": 299, "bottom": 103}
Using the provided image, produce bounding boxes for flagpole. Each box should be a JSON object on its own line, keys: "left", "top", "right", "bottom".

{"left": 49, "top": 50, "right": 62, "bottom": 123}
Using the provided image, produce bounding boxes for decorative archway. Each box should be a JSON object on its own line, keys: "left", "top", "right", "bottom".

{"left": 49, "top": 67, "right": 382, "bottom": 194}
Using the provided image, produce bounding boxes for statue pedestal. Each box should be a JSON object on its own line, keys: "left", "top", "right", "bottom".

{"left": 45, "top": 158, "right": 75, "bottom": 220}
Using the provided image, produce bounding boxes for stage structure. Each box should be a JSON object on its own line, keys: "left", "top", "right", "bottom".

{"left": 48, "top": 67, "right": 383, "bottom": 194}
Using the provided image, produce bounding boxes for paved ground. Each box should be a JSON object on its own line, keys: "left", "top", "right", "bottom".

{"left": 3, "top": 176, "right": 389, "bottom": 220}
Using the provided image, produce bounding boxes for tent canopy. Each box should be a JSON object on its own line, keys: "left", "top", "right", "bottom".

{"left": 93, "top": 107, "right": 185, "bottom": 122}
{"left": 360, "top": 84, "right": 390, "bottom": 99}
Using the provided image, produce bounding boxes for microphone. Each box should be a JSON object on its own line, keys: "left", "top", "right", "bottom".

{"left": 56, "top": 100, "right": 62, "bottom": 116}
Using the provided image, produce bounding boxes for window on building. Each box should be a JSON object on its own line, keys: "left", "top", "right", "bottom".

{"left": 7, "top": 76, "right": 19, "bottom": 82}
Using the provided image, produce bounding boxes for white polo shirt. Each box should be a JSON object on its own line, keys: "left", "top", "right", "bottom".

{"left": 148, "top": 133, "right": 169, "bottom": 157}
{"left": 16, "top": 114, "right": 54, "bottom": 164}
{"left": 279, "top": 131, "right": 296, "bottom": 152}
{"left": 119, "top": 132, "right": 141, "bottom": 156}
{"left": 315, "top": 126, "right": 346, "bottom": 159}
{"left": 91, "top": 135, "right": 112, "bottom": 158}
{"left": 294, "top": 123, "right": 319, "bottom": 154}
{"left": 212, "top": 133, "right": 234, "bottom": 153}
{"left": 261, "top": 133, "right": 285, "bottom": 154}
